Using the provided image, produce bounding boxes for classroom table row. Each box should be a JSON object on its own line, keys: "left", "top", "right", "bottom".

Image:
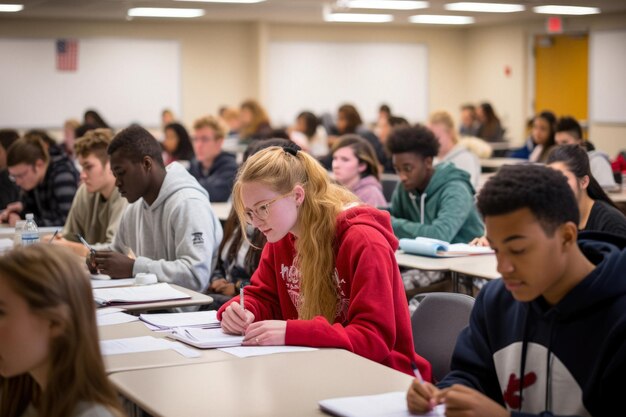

{"left": 395, "top": 251, "right": 500, "bottom": 293}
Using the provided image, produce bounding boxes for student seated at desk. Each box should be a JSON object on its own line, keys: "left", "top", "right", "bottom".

{"left": 0, "top": 245, "right": 125, "bottom": 417}
{"left": 162, "top": 122, "right": 195, "bottom": 167}
{"left": 218, "top": 146, "right": 431, "bottom": 379}
{"left": 386, "top": 125, "right": 484, "bottom": 243}
{"left": 407, "top": 164, "right": 626, "bottom": 417}
{"left": 206, "top": 140, "right": 294, "bottom": 309}
{"left": 528, "top": 111, "right": 557, "bottom": 164}
{"left": 54, "top": 129, "right": 127, "bottom": 254}
{"left": 331, "top": 135, "right": 387, "bottom": 207}
{"left": 429, "top": 110, "right": 481, "bottom": 189}
{"left": 1, "top": 134, "right": 79, "bottom": 227}
{"left": 547, "top": 144, "right": 626, "bottom": 237}
{"left": 91, "top": 125, "right": 223, "bottom": 293}
{"left": 188, "top": 116, "right": 238, "bottom": 203}
{"left": 554, "top": 116, "right": 617, "bottom": 191}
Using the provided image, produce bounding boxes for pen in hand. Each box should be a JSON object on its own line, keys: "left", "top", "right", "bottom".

{"left": 48, "top": 229, "right": 60, "bottom": 243}
{"left": 411, "top": 361, "right": 424, "bottom": 384}
{"left": 240, "top": 285, "right": 245, "bottom": 335}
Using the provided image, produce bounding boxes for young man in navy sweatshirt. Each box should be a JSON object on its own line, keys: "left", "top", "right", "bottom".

{"left": 407, "top": 164, "right": 626, "bottom": 417}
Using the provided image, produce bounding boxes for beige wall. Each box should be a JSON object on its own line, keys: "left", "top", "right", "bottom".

{"left": 0, "top": 18, "right": 258, "bottom": 129}
{"left": 0, "top": 15, "right": 624, "bottom": 155}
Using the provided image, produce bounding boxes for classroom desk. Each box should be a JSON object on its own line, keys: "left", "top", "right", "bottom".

{"left": 479, "top": 157, "right": 525, "bottom": 170}
{"left": 99, "top": 321, "right": 234, "bottom": 374}
{"left": 450, "top": 256, "right": 500, "bottom": 293}
{"left": 109, "top": 349, "right": 413, "bottom": 417}
{"left": 395, "top": 251, "right": 499, "bottom": 293}
{"left": 113, "top": 284, "right": 214, "bottom": 312}
{"left": 0, "top": 226, "right": 59, "bottom": 240}
{"left": 211, "top": 201, "right": 232, "bottom": 221}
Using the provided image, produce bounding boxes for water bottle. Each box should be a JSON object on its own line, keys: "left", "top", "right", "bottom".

{"left": 21, "top": 213, "right": 40, "bottom": 246}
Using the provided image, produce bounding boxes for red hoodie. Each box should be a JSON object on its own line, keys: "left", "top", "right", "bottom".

{"left": 218, "top": 206, "right": 432, "bottom": 379}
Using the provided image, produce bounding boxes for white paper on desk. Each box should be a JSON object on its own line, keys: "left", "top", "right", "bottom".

{"left": 319, "top": 391, "right": 445, "bottom": 417}
{"left": 139, "top": 310, "right": 219, "bottom": 329}
{"left": 168, "top": 327, "right": 243, "bottom": 349}
{"left": 219, "top": 346, "right": 317, "bottom": 358}
{"left": 91, "top": 278, "right": 135, "bottom": 289}
{"left": 93, "top": 282, "right": 190, "bottom": 305}
{"left": 96, "top": 307, "right": 126, "bottom": 316}
{"left": 97, "top": 312, "right": 139, "bottom": 326}
{"left": 100, "top": 336, "right": 200, "bottom": 358}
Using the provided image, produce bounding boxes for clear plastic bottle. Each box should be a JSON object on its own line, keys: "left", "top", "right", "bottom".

{"left": 21, "top": 213, "right": 40, "bottom": 246}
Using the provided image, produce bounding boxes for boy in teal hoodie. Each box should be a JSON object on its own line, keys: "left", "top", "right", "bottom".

{"left": 387, "top": 125, "right": 484, "bottom": 244}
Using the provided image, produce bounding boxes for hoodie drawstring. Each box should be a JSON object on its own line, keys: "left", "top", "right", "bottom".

{"left": 518, "top": 305, "right": 531, "bottom": 412}
{"left": 419, "top": 193, "right": 427, "bottom": 225}
{"left": 545, "top": 310, "right": 558, "bottom": 413}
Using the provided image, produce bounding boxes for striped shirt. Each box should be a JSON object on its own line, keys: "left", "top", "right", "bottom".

{"left": 21, "top": 149, "right": 79, "bottom": 226}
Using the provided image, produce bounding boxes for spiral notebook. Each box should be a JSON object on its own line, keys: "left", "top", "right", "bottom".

{"left": 319, "top": 391, "right": 445, "bottom": 417}
{"left": 167, "top": 327, "right": 244, "bottom": 349}
{"left": 399, "top": 237, "right": 493, "bottom": 258}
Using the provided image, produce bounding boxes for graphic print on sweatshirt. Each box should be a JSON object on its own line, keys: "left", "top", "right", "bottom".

{"left": 191, "top": 232, "right": 205, "bottom": 245}
{"left": 279, "top": 260, "right": 350, "bottom": 320}
{"left": 493, "top": 342, "right": 590, "bottom": 416}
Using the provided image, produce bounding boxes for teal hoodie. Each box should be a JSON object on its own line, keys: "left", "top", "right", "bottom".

{"left": 389, "top": 162, "right": 484, "bottom": 243}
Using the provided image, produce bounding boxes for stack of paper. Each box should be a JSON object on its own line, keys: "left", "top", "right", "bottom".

{"left": 139, "top": 311, "right": 220, "bottom": 330}
{"left": 168, "top": 327, "right": 244, "bottom": 349}
{"left": 219, "top": 346, "right": 317, "bottom": 358}
{"left": 91, "top": 278, "right": 135, "bottom": 289}
{"left": 400, "top": 237, "right": 494, "bottom": 258}
{"left": 319, "top": 391, "right": 445, "bottom": 417}
{"left": 93, "top": 282, "right": 190, "bottom": 306}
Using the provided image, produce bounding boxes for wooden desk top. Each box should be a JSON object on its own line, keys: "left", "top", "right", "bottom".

{"left": 99, "top": 321, "right": 233, "bottom": 374}
{"left": 109, "top": 349, "right": 413, "bottom": 417}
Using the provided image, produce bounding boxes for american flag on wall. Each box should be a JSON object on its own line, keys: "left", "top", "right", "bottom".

{"left": 56, "top": 39, "right": 78, "bottom": 71}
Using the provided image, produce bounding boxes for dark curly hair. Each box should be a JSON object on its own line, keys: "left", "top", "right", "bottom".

{"left": 107, "top": 124, "right": 164, "bottom": 167}
{"left": 386, "top": 125, "right": 440, "bottom": 159}
{"left": 477, "top": 164, "right": 579, "bottom": 235}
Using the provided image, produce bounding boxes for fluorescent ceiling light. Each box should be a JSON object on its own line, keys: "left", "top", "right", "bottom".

{"left": 445, "top": 2, "right": 524, "bottom": 13}
{"left": 325, "top": 13, "right": 393, "bottom": 23}
{"left": 174, "top": 0, "right": 265, "bottom": 3}
{"left": 346, "top": 1, "right": 429, "bottom": 10}
{"left": 410, "top": 14, "right": 474, "bottom": 24}
{"left": 533, "top": 5, "right": 600, "bottom": 15}
{"left": 0, "top": 4, "right": 23, "bottom": 12}
{"left": 127, "top": 7, "right": 205, "bottom": 18}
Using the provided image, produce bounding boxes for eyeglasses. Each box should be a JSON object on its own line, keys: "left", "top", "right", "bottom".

{"left": 8, "top": 167, "right": 33, "bottom": 183}
{"left": 244, "top": 192, "right": 293, "bottom": 225}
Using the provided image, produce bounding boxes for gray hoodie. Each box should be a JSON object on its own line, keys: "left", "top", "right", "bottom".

{"left": 112, "top": 162, "right": 223, "bottom": 292}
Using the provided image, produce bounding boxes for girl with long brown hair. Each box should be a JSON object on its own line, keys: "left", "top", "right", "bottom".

{"left": 217, "top": 146, "right": 431, "bottom": 379}
{"left": 0, "top": 244, "right": 125, "bottom": 417}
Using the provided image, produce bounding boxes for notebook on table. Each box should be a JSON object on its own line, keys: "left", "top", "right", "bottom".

{"left": 139, "top": 311, "right": 220, "bottom": 330}
{"left": 167, "top": 327, "right": 244, "bottom": 349}
{"left": 399, "top": 237, "right": 493, "bottom": 258}
{"left": 93, "top": 282, "right": 190, "bottom": 306}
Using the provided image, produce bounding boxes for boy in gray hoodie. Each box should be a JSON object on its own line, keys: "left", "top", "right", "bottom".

{"left": 92, "top": 125, "right": 223, "bottom": 293}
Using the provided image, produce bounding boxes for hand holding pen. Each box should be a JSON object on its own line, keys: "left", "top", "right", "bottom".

{"left": 77, "top": 234, "right": 98, "bottom": 273}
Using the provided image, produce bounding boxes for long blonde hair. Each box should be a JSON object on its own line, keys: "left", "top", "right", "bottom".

{"left": 0, "top": 245, "right": 125, "bottom": 417}
{"left": 233, "top": 147, "right": 358, "bottom": 321}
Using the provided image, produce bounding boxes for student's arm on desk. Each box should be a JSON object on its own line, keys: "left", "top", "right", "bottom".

{"left": 285, "top": 238, "right": 400, "bottom": 364}
{"left": 132, "top": 199, "right": 220, "bottom": 292}
{"left": 391, "top": 183, "right": 476, "bottom": 241}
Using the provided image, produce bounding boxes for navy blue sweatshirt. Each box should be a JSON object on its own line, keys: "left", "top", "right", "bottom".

{"left": 439, "top": 232, "right": 626, "bottom": 417}
{"left": 188, "top": 152, "right": 238, "bottom": 203}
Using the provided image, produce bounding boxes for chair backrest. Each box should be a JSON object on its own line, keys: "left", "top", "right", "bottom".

{"left": 411, "top": 292, "right": 475, "bottom": 382}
